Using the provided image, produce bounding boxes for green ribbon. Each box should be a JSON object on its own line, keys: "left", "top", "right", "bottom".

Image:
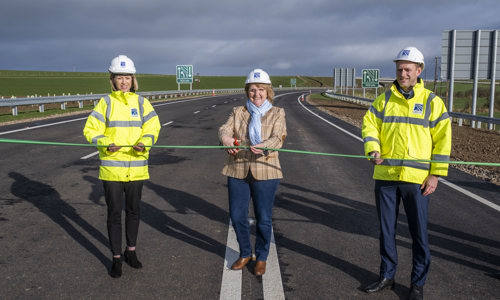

{"left": 1, "top": 137, "right": 499, "bottom": 166}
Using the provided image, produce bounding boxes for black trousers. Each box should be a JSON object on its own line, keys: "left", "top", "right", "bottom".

{"left": 102, "top": 180, "right": 144, "bottom": 256}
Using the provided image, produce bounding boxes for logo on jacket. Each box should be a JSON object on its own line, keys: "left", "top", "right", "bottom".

{"left": 413, "top": 103, "right": 424, "bottom": 114}
{"left": 131, "top": 108, "right": 138, "bottom": 117}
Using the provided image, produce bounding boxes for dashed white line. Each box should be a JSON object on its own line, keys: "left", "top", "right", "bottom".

{"left": 194, "top": 111, "right": 200, "bottom": 114}
{"left": 163, "top": 121, "right": 173, "bottom": 126}
{"left": 80, "top": 151, "right": 99, "bottom": 160}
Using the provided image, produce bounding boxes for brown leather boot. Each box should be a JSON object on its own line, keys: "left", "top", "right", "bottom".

{"left": 254, "top": 261, "right": 266, "bottom": 276}
{"left": 231, "top": 257, "right": 251, "bottom": 270}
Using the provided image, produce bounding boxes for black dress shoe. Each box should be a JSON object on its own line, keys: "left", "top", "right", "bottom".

{"left": 364, "top": 277, "right": 395, "bottom": 293}
{"left": 408, "top": 284, "right": 423, "bottom": 300}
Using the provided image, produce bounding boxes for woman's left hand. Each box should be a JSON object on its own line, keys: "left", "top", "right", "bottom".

{"left": 250, "top": 143, "right": 265, "bottom": 155}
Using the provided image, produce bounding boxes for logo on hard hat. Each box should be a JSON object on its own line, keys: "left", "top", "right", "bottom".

{"left": 402, "top": 50, "right": 411, "bottom": 56}
{"left": 120, "top": 61, "right": 126, "bottom": 67}
{"left": 254, "top": 72, "right": 260, "bottom": 79}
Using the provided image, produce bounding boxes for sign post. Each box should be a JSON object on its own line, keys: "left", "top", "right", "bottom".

{"left": 176, "top": 65, "right": 194, "bottom": 90}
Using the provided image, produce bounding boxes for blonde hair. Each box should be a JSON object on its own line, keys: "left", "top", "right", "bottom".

{"left": 244, "top": 83, "right": 274, "bottom": 103}
{"left": 110, "top": 74, "right": 139, "bottom": 92}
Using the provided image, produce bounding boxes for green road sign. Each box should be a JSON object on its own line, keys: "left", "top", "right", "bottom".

{"left": 290, "top": 78, "right": 296, "bottom": 86}
{"left": 176, "top": 65, "right": 193, "bottom": 84}
{"left": 362, "top": 69, "right": 379, "bottom": 88}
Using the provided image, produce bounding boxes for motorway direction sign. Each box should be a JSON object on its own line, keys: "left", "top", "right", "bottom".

{"left": 362, "top": 69, "right": 379, "bottom": 88}
{"left": 176, "top": 65, "right": 193, "bottom": 84}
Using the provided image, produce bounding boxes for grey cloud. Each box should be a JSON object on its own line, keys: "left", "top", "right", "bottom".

{"left": 1, "top": 0, "right": 499, "bottom": 77}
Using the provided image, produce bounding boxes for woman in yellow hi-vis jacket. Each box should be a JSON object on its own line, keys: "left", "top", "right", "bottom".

{"left": 362, "top": 47, "right": 451, "bottom": 300}
{"left": 83, "top": 55, "right": 161, "bottom": 278}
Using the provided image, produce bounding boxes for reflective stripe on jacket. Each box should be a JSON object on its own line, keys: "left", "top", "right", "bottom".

{"left": 361, "top": 79, "right": 452, "bottom": 184}
{"left": 83, "top": 91, "right": 161, "bottom": 181}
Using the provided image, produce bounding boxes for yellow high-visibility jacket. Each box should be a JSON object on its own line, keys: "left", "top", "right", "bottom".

{"left": 83, "top": 91, "right": 161, "bottom": 181}
{"left": 362, "top": 79, "right": 452, "bottom": 184}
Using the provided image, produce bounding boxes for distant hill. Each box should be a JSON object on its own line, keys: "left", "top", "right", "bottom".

{"left": 0, "top": 70, "right": 332, "bottom": 97}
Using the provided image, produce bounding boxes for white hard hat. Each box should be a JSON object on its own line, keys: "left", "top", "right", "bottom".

{"left": 108, "top": 55, "right": 136, "bottom": 74}
{"left": 245, "top": 68, "right": 271, "bottom": 84}
{"left": 393, "top": 47, "right": 425, "bottom": 69}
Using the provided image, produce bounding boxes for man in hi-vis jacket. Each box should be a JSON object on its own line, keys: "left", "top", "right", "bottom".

{"left": 362, "top": 47, "right": 452, "bottom": 300}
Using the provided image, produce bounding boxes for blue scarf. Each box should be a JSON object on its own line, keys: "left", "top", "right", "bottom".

{"left": 246, "top": 99, "right": 273, "bottom": 145}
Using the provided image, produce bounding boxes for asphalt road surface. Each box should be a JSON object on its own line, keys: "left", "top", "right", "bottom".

{"left": 1, "top": 90, "right": 499, "bottom": 299}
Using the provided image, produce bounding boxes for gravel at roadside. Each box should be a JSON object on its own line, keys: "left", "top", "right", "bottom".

{"left": 307, "top": 96, "right": 500, "bottom": 185}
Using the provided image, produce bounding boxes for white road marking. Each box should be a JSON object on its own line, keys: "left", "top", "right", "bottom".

{"left": 219, "top": 92, "right": 303, "bottom": 299}
{"left": 194, "top": 111, "right": 200, "bottom": 114}
{"left": 162, "top": 121, "right": 173, "bottom": 126}
{"left": 219, "top": 222, "right": 285, "bottom": 300}
{"left": 297, "top": 95, "right": 362, "bottom": 142}
{"left": 220, "top": 221, "right": 242, "bottom": 300}
{"left": 0, "top": 117, "right": 88, "bottom": 135}
{"left": 262, "top": 231, "right": 285, "bottom": 300}
{"left": 297, "top": 94, "right": 500, "bottom": 212}
{"left": 80, "top": 151, "right": 99, "bottom": 160}
{"left": 153, "top": 96, "right": 215, "bottom": 107}
{"left": 439, "top": 178, "right": 500, "bottom": 212}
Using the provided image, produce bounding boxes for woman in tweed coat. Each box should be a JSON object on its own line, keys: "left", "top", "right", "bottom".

{"left": 218, "top": 69, "right": 287, "bottom": 276}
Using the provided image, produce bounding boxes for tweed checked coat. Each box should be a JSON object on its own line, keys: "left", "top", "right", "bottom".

{"left": 219, "top": 105, "right": 287, "bottom": 180}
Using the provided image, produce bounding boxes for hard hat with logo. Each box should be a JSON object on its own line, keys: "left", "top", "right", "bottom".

{"left": 108, "top": 55, "right": 136, "bottom": 74}
{"left": 245, "top": 68, "right": 272, "bottom": 84}
{"left": 393, "top": 47, "right": 425, "bottom": 69}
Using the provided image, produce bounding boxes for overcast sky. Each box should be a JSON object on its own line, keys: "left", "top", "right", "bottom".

{"left": 1, "top": 0, "right": 499, "bottom": 79}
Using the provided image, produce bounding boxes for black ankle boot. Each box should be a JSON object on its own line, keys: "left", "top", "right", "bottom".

{"left": 124, "top": 249, "right": 143, "bottom": 269}
{"left": 110, "top": 257, "right": 122, "bottom": 278}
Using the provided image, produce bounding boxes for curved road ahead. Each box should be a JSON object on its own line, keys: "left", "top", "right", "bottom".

{"left": 0, "top": 91, "right": 498, "bottom": 299}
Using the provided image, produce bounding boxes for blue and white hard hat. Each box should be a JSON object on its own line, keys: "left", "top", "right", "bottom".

{"left": 245, "top": 68, "right": 271, "bottom": 84}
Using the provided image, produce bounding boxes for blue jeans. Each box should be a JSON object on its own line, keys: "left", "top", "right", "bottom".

{"left": 375, "top": 180, "right": 431, "bottom": 286}
{"left": 228, "top": 175, "right": 280, "bottom": 261}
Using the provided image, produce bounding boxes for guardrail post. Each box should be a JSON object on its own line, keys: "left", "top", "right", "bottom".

{"left": 78, "top": 101, "right": 83, "bottom": 108}
{"left": 61, "top": 102, "right": 66, "bottom": 110}
{"left": 39, "top": 104, "right": 44, "bottom": 113}
{"left": 12, "top": 106, "right": 18, "bottom": 116}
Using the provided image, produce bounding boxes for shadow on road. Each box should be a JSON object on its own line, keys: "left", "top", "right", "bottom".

{"left": 9, "top": 172, "right": 109, "bottom": 269}
{"left": 277, "top": 182, "right": 500, "bottom": 281}
{"left": 142, "top": 181, "right": 227, "bottom": 258}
